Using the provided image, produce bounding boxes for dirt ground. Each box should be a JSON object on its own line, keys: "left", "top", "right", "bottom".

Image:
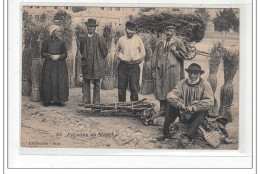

{"left": 21, "top": 86, "right": 238, "bottom": 150}
{"left": 21, "top": 39, "right": 239, "bottom": 150}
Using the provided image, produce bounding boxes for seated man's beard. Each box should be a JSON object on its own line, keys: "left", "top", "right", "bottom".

{"left": 188, "top": 75, "right": 200, "bottom": 84}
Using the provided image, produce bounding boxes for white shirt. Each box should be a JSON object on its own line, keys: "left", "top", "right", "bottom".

{"left": 87, "top": 33, "right": 94, "bottom": 38}
{"left": 115, "top": 35, "right": 146, "bottom": 62}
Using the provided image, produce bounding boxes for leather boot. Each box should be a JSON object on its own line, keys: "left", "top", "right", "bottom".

{"left": 159, "top": 100, "right": 167, "bottom": 116}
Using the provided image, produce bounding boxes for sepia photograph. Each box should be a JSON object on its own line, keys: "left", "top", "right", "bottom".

{"left": 21, "top": 6, "right": 240, "bottom": 150}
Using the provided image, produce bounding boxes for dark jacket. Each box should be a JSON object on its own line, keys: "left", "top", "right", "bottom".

{"left": 41, "top": 36, "right": 69, "bottom": 102}
{"left": 80, "top": 33, "right": 108, "bottom": 79}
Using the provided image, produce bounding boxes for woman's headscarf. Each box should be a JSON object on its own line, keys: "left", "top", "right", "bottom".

{"left": 49, "top": 25, "right": 60, "bottom": 36}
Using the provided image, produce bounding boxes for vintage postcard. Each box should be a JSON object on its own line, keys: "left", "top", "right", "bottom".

{"left": 21, "top": 6, "right": 240, "bottom": 150}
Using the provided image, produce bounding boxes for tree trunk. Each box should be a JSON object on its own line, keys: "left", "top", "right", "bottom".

{"left": 30, "top": 58, "right": 43, "bottom": 102}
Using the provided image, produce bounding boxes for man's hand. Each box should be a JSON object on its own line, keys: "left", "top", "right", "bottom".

{"left": 128, "top": 58, "right": 143, "bottom": 64}
{"left": 171, "top": 46, "right": 177, "bottom": 51}
{"left": 51, "top": 55, "right": 59, "bottom": 61}
{"left": 177, "top": 103, "right": 186, "bottom": 111}
{"left": 185, "top": 106, "right": 194, "bottom": 113}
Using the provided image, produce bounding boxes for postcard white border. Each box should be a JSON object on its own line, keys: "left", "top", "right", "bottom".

{"left": 5, "top": 0, "right": 255, "bottom": 171}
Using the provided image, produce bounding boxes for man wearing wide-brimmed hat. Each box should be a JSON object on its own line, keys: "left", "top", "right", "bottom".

{"left": 157, "top": 63, "right": 214, "bottom": 142}
{"left": 79, "top": 18, "right": 108, "bottom": 104}
{"left": 151, "top": 25, "right": 194, "bottom": 116}
{"left": 115, "top": 21, "right": 146, "bottom": 102}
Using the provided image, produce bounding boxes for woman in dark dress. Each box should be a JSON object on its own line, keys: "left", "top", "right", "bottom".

{"left": 41, "top": 25, "right": 69, "bottom": 107}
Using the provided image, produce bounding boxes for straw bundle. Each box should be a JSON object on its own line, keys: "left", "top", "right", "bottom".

{"left": 22, "top": 46, "right": 32, "bottom": 96}
{"left": 219, "top": 46, "right": 239, "bottom": 123}
{"left": 139, "top": 33, "right": 157, "bottom": 94}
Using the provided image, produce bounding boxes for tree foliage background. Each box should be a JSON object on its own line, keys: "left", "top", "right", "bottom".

{"left": 213, "top": 8, "right": 239, "bottom": 33}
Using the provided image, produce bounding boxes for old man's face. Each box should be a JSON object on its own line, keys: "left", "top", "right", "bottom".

{"left": 188, "top": 71, "right": 201, "bottom": 83}
{"left": 165, "top": 28, "right": 175, "bottom": 40}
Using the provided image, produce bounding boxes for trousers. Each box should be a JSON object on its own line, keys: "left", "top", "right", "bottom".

{"left": 163, "top": 102, "right": 207, "bottom": 138}
{"left": 82, "top": 78, "right": 100, "bottom": 104}
{"left": 118, "top": 61, "right": 140, "bottom": 102}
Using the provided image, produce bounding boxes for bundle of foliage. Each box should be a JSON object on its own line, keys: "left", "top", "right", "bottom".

{"left": 23, "top": 11, "right": 52, "bottom": 57}
{"left": 139, "top": 32, "right": 157, "bottom": 61}
{"left": 209, "top": 43, "right": 225, "bottom": 75}
{"left": 113, "top": 29, "right": 125, "bottom": 45}
{"left": 219, "top": 45, "right": 239, "bottom": 123}
{"left": 75, "top": 24, "right": 87, "bottom": 43}
{"left": 213, "top": 8, "right": 239, "bottom": 33}
{"left": 102, "top": 24, "right": 113, "bottom": 49}
{"left": 132, "top": 11, "right": 207, "bottom": 42}
{"left": 22, "top": 11, "right": 52, "bottom": 95}
{"left": 53, "top": 11, "right": 73, "bottom": 47}
{"left": 194, "top": 8, "right": 210, "bottom": 23}
{"left": 222, "top": 46, "right": 239, "bottom": 82}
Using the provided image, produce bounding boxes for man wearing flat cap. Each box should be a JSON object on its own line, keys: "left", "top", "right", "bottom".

{"left": 79, "top": 18, "right": 108, "bottom": 104}
{"left": 157, "top": 63, "right": 214, "bottom": 141}
{"left": 115, "top": 21, "right": 146, "bottom": 102}
{"left": 151, "top": 25, "right": 194, "bottom": 116}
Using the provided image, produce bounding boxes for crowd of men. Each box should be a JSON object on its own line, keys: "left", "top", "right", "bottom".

{"left": 40, "top": 18, "right": 214, "bottom": 142}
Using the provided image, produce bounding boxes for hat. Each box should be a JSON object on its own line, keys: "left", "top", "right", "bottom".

{"left": 185, "top": 63, "right": 205, "bottom": 74}
{"left": 164, "top": 25, "right": 175, "bottom": 30}
{"left": 125, "top": 21, "right": 136, "bottom": 30}
{"left": 85, "top": 18, "right": 99, "bottom": 26}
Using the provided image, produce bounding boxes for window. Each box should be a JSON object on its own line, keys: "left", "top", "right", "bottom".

{"left": 100, "top": 7, "right": 105, "bottom": 10}
{"left": 172, "top": 8, "right": 180, "bottom": 12}
{"left": 65, "top": 6, "right": 68, "bottom": 9}
{"left": 109, "top": 7, "right": 113, "bottom": 11}
{"left": 36, "top": 6, "right": 40, "bottom": 9}
{"left": 115, "top": 7, "right": 120, "bottom": 11}
{"left": 29, "top": 6, "right": 33, "bottom": 8}
{"left": 54, "top": 6, "right": 58, "bottom": 9}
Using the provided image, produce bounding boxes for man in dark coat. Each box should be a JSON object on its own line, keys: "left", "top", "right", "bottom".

{"left": 41, "top": 25, "right": 69, "bottom": 107}
{"left": 80, "top": 19, "right": 108, "bottom": 104}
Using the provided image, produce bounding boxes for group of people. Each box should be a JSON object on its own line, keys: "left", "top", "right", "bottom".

{"left": 40, "top": 18, "right": 214, "bottom": 142}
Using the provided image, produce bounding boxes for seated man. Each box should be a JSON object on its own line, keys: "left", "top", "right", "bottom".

{"left": 157, "top": 63, "right": 214, "bottom": 141}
